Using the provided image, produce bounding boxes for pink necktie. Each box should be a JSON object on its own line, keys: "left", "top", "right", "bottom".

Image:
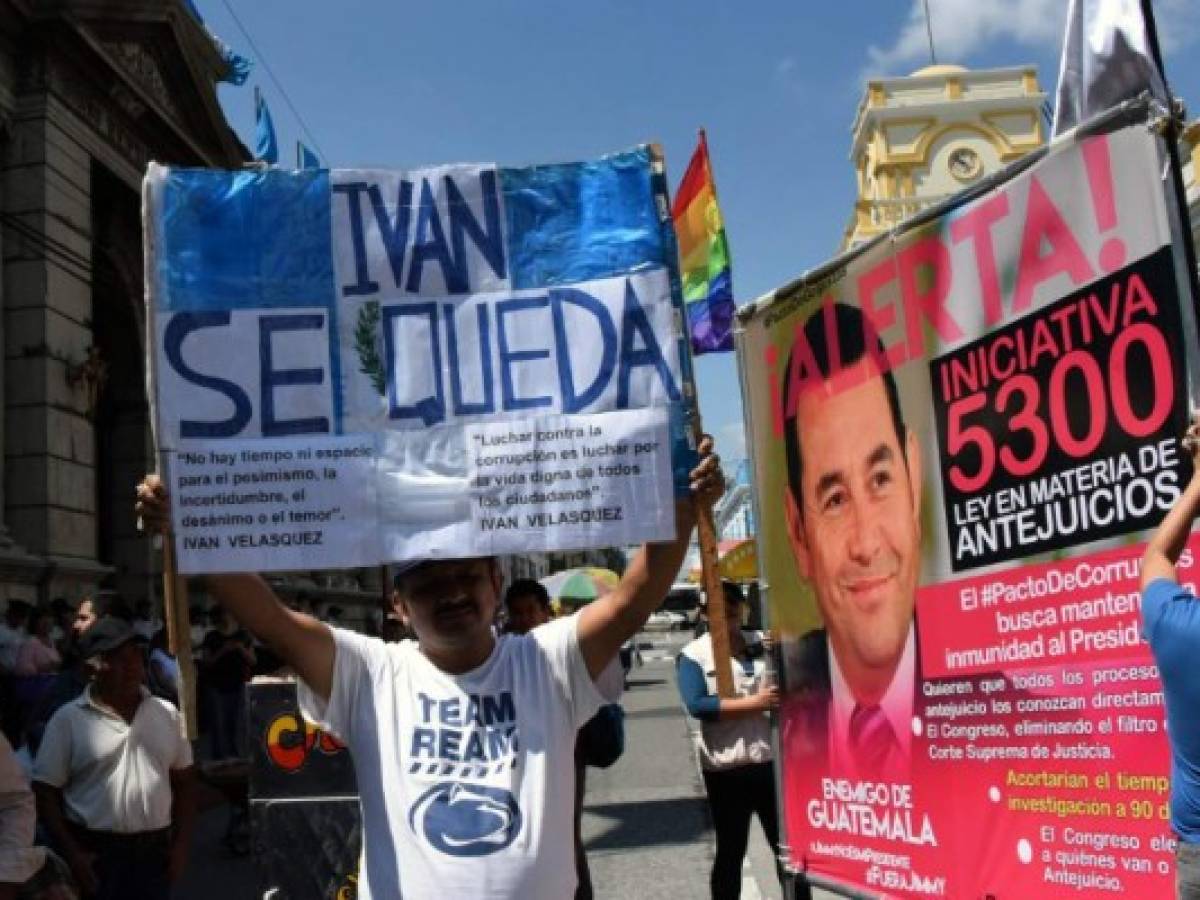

{"left": 849, "top": 704, "right": 897, "bottom": 775}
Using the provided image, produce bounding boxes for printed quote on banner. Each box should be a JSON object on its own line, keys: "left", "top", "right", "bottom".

{"left": 738, "top": 123, "right": 1197, "bottom": 897}
{"left": 144, "top": 151, "right": 688, "bottom": 572}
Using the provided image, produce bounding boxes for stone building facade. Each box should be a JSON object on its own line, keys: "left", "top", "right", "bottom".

{"left": 0, "top": 0, "right": 247, "bottom": 606}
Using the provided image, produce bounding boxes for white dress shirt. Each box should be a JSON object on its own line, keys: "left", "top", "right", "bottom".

{"left": 33, "top": 687, "right": 192, "bottom": 833}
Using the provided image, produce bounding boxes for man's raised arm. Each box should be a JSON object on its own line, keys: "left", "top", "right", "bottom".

{"left": 135, "top": 476, "right": 336, "bottom": 700}
{"left": 1142, "top": 420, "right": 1200, "bottom": 592}
{"left": 577, "top": 437, "right": 723, "bottom": 679}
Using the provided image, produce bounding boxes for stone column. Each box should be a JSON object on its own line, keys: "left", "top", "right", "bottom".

{"left": 3, "top": 87, "right": 108, "bottom": 599}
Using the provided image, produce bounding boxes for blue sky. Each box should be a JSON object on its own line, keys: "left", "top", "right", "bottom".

{"left": 197, "top": 0, "right": 1200, "bottom": 463}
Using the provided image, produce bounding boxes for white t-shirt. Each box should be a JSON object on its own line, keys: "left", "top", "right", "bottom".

{"left": 298, "top": 615, "right": 606, "bottom": 900}
{"left": 32, "top": 687, "right": 193, "bottom": 833}
{"left": 593, "top": 655, "right": 624, "bottom": 705}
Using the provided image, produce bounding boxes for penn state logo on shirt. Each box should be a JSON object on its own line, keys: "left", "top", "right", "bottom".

{"left": 409, "top": 781, "right": 522, "bottom": 856}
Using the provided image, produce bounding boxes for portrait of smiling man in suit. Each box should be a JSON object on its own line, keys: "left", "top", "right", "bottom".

{"left": 778, "top": 302, "right": 924, "bottom": 781}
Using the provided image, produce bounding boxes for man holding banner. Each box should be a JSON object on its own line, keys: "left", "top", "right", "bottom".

{"left": 141, "top": 138, "right": 732, "bottom": 896}
{"left": 1141, "top": 418, "right": 1200, "bottom": 900}
{"left": 778, "top": 302, "right": 922, "bottom": 782}
{"left": 136, "top": 441, "right": 720, "bottom": 899}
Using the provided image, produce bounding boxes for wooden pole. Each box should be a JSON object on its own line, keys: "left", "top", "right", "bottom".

{"left": 161, "top": 536, "right": 198, "bottom": 739}
{"left": 695, "top": 486, "right": 735, "bottom": 698}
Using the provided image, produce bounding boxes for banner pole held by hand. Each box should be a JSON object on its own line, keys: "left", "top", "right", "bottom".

{"left": 160, "top": 529, "right": 198, "bottom": 740}
{"left": 695, "top": 485, "right": 735, "bottom": 698}
{"left": 144, "top": 176, "right": 197, "bottom": 739}
{"left": 648, "top": 141, "right": 736, "bottom": 699}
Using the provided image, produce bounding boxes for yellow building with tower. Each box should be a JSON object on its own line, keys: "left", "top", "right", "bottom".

{"left": 842, "top": 64, "right": 1047, "bottom": 251}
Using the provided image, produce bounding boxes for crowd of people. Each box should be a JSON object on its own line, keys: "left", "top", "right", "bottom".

{"left": 0, "top": 433, "right": 802, "bottom": 900}
{"left": 0, "top": 586, "right": 348, "bottom": 897}
{"left": 0, "top": 590, "right": 188, "bottom": 899}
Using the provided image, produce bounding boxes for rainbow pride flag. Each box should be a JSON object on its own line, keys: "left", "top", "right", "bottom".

{"left": 672, "top": 131, "right": 734, "bottom": 354}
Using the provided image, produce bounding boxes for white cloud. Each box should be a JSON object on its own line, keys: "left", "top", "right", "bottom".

{"left": 866, "top": 0, "right": 1067, "bottom": 75}
{"left": 866, "top": 0, "right": 1197, "bottom": 77}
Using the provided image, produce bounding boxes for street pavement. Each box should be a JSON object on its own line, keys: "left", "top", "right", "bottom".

{"left": 176, "top": 629, "right": 828, "bottom": 899}
{"left": 175, "top": 794, "right": 253, "bottom": 899}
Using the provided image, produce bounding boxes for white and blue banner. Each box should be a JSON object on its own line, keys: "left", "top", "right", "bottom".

{"left": 144, "top": 150, "right": 690, "bottom": 573}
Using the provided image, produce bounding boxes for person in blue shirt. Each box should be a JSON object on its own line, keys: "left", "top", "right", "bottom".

{"left": 1141, "top": 418, "right": 1200, "bottom": 900}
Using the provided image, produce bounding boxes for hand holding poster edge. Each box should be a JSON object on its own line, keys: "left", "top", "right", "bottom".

{"left": 134, "top": 469, "right": 198, "bottom": 741}
{"left": 160, "top": 524, "right": 198, "bottom": 740}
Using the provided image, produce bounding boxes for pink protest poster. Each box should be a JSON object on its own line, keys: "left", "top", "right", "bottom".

{"left": 738, "top": 117, "right": 1198, "bottom": 897}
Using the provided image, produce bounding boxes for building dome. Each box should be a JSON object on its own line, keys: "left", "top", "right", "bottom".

{"left": 910, "top": 64, "right": 968, "bottom": 77}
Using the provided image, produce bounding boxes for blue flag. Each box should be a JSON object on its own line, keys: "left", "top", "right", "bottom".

{"left": 217, "top": 42, "right": 254, "bottom": 86}
{"left": 183, "top": 0, "right": 253, "bottom": 86}
{"left": 299, "top": 143, "right": 321, "bottom": 169}
{"left": 255, "top": 91, "right": 278, "bottom": 165}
